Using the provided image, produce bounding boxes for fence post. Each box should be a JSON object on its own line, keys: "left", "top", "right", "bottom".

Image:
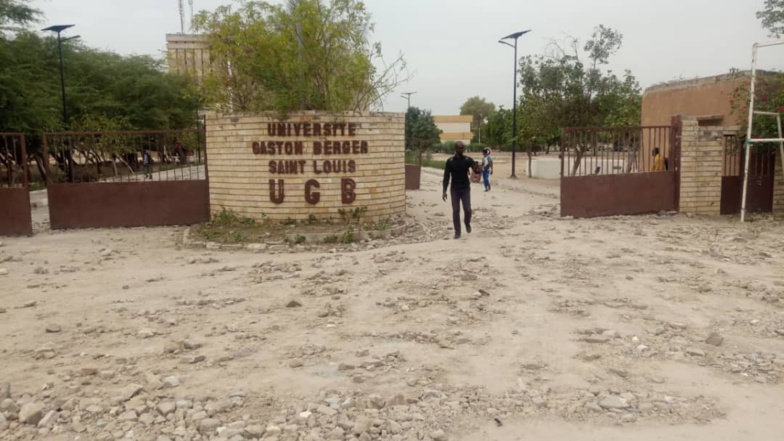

{"left": 42, "top": 133, "right": 50, "bottom": 185}
{"left": 20, "top": 134, "right": 28, "bottom": 188}
{"left": 560, "top": 129, "right": 565, "bottom": 178}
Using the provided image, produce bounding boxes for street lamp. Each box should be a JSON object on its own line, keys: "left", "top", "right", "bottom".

{"left": 42, "top": 25, "right": 79, "bottom": 126}
{"left": 43, "top": 24, "right": 79, "bottom": 182}
{"left": 401, "top": 91, "right": 417, "bottom": 110}
{"left": 499, "top": 29, "right": 530, "bottom": 178}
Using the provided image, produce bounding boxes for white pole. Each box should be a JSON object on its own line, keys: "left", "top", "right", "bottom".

{"left": 778, "top": 114, "right": 784, "bottom": 188}
{"left": 741, "top": 44, "right": 759, "bottom": 223}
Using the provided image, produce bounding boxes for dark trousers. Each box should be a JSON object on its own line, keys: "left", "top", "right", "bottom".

{"left": 450, "top": 186, "right": 471, "bottom": 232}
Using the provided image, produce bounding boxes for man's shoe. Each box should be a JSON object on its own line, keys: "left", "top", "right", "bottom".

{"left": 466, "top": 225, "right": 472, "bottom": 234}
{"left": 454, "top": 232, "right": 461, "bottom": 239}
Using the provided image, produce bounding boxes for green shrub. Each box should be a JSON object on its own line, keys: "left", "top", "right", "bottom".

{"left": 212, "top": 208, "right": 256, "bottom": 227}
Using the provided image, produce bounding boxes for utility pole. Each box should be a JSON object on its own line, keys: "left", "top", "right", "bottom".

{"left": 401, "top": 91, "right": 416, "bottom": 109}
{"left": 178, "top": 0, "right": 185, "bottom": 33}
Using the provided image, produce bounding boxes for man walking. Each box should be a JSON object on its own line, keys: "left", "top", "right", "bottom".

{"left": 443, "top": 141, "right": 479, "bottom": 239}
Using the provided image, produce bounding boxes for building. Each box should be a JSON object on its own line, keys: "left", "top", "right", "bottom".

{"left": 433, "top": 115, "right": 473, "bottom": 144}
{"left": 165, "top": 34, "right": 212, "bottom": 85}
{"left": 640, "top": 71, "right": 756, "bottom": 174}
{"left": 642, "top": 71, "right": 783, "bottom": 216}
{"left": 641, "top": 71, "right": 775, "bottom": 127}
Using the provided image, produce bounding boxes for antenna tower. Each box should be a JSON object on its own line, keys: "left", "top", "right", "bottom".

{"left": 178, "top": 0, "right": 185, "bottom": 33}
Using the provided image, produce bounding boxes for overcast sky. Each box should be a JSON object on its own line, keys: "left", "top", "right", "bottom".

{"left": 33, "top": 0, "right": 781, "bottom": 115}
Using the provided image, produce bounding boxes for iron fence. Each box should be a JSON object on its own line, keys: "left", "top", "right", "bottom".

{"left": 561, "top": 126, "right": 673, "bottom": 177}
{"left": 43, "top": 129, "right": 206, "bottom": 184}
{"left": 723, "top": 134, "right": 777, "bottom": 178}
{"left": 0, "top": 133, "right": 28, "bottom": 188}
{"left": 723, "top": 134, "right": 742, "bottom": 177}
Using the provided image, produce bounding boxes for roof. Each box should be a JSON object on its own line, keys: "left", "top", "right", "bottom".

{"left": 644, "top": 70, "right": 777, "bottom": 95}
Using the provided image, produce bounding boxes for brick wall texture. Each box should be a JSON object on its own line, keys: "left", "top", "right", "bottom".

{"left": 679, "top": 119, "right": 725, "bottom": 214}
{"left": 206, "top": 111, "right": 406, "bottom": 221}
{"left": 679, "top": 116, "right": 784, "bottom": 215}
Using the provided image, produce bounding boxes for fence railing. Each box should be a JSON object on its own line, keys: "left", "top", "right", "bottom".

{"left": 723, "top": 134, "right": 777, "bottom": 178}
{"left": 561, "top": 126, "right": 673, "bottom": 177}
{"left": 43, "top": 129, "right": 206, "bottom": 184}
{"left": 0, "top": 133, "right": 28, "bottom": 188}
{"left": 723, "top": 134, "right": 742, "bottom": 177}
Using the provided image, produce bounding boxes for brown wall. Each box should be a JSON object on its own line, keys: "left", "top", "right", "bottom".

{"left": 561, "top": 172, "right": 677, "bottom": 218}
{"left": 0, "top": 188, "right": 32, "bottom": 236}
{"left": 405, "top": 164, "right": 421, "bottom": 190}
{"left": 642, "top": 74, "right": 747, "bottom": 127}
{"left": 48, "top": 181, "right": 209, "bottom": 230}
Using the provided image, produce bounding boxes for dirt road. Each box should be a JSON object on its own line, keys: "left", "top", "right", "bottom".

{"left": 0, "top": 168, "right": 783, "bottom": 441}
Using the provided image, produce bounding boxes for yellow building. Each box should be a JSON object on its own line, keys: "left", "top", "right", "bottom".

{"left": 433, "top": 115, "right": 473, "bottom": 144}
{"left": 165, "top": 34, "right": 212, "bottom": 85}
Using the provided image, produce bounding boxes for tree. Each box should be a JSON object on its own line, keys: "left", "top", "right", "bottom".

{"left": 405, "top": 107, "right": 441, "bottom": 164}
{"left": 0, "top": 0, "right": 40, "bottom": 33}
{"left": 483, "top": 106, "right": 514, "bottom": 150}
{"left": 757, "top": 0, "right": 784, "bottom": 37}
{"left": 193, "top": 0, "right": 408, "bottom": 113}
{"left": 459, "top": 96, "right": 495, "bottom": 142}
{"left": 1, "top": 25, "right": 202, "bottom": 182}
{"left": 0, "top": 32, "right": 201, "bottom": 134}
{"left": 517, "top": 25, "right": 642, "bottom": 176}
{"left": 730, "top": 71, "right": 784, "bottom": 140}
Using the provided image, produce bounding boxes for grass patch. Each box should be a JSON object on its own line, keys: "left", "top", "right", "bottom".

{"left": 341, "top": 227, "right": 355, "bottom": 244}
{"left": 28, "top": 182, "right": 47, "bottom": 192}
{"left": 192, "top": 209, "right": 405, "bottom": 246}
{"left": 406, "top": 152, "right": 445, "bottom": 170}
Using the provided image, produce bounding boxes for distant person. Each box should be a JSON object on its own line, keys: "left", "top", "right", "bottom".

{"left": 143, "top": 149, "right": 153, "bottom": 180}
{"left": 175, "top": 142, "right": 186, "bottom": 165}
{"left": 481, "top": 148, "right": 493, "bottom": 191}
{"left": 443, "top": 141, "right": 480, "bottom": 239}
{"left": 651, "top": 147, "right": 665, "bottom": 172}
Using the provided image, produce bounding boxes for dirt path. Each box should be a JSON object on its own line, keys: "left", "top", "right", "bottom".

{"left": 0, "top": 169, "right": 783, "bottom": 441}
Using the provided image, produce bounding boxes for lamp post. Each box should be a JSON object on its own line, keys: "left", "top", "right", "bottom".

{"left": 43, "top": 25, "right": 79, "bottom": 126}
{"left": 401, "top": 91, "right": 417, "bottom": 110}
{"left": 43, "top": 24, "right": 79, "bottom": 182}
{"left": 499, "top": 30, "right": 530, "bottom": 178}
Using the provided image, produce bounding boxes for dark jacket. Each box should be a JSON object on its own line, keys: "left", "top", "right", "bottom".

{"left": 443, "top": 155, "right": 478, "bottom": 192}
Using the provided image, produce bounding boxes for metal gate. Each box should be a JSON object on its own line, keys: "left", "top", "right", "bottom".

{"left": 720, "top": 135, "right": 776, "bottom": 215}
{"left": 0, "top": 133, "right": 33, "bottom": 236}
{"left": 560, "top": 120, "right": 681, "bottom": 218}
{"left": 43, "top": 129, "right": 210, "bottom": 229}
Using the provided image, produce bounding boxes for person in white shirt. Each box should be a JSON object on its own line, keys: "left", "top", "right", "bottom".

{"left": 481, "top": 148, "right": 493, "bottom": 191}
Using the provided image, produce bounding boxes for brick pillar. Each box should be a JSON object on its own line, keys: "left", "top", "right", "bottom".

{"left": 679, "top": 118, "right": 724, "bottom": 214}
